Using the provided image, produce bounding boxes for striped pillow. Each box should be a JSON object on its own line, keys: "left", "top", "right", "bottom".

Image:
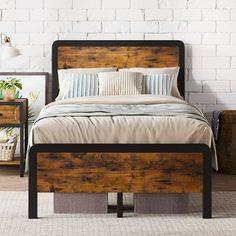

{"left": 119, "top": 67, "right": 181, "bottom": 98}
{"left": 56, "top": 67, "right": 117, "bottom": 100}
{"left": 98, "top": 71, "right": 143, "bottom": 96}
{"left": 62, "top": 73, "right": 99, "bottom": 99}
{"left": 143, "top": 74, "right": 174, "bottom": 96}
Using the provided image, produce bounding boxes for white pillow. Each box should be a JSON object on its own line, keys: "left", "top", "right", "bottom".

{"left": 56, "top": 67, "right": 117, "bottom": 100}
{"left": 119, "top": 67, "right": 181, "bottom": 98}
{"left": 98, "top": 71, "right": 143, "bottom": 96}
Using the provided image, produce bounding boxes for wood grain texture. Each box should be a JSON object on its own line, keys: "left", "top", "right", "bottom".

{"left": 58, "top": 46, "right": 179, "bottom": 69}
{"left": 0, "top": 99, "right": 28, "bottom": 124}
{"left": 217, "top": 110, "right": 236, "bottom": 174}
{"left": 37, "top": 152, "right": 203, "bottom": 193}
{"left": 1, "top": 166, "right": 235, "bottom": 192}
{"left": 0, "top": 105, "right": 20, "bottom": 124}
{"left": 0, "top": 157, "right": 20, "bottom": 166}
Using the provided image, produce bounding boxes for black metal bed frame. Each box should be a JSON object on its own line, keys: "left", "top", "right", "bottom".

{"left": 28, "top": 40, "right": 212, "bottom": 219}
{"left": 29, "top": 144, "right": 212, "bottom": 219}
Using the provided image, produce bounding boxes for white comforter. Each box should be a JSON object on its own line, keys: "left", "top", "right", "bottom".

{"left": 26, "top": 95, "right": 217, "bottom": 170}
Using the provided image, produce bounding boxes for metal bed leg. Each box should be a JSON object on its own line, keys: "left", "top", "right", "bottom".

{"left": 28, "top": 149, "right": 38, "bottom": 219}
{"left": 117, "top": 192, "right": 123, "bottom": 218}
{"left": 203, "top": 149, "right": 212, "bottom": 219}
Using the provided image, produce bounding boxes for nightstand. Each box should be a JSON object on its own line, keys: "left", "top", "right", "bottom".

{"left": 0, "top": 98, "right": 28, "bottom": 177}
{"left": 213, "top": 110, "right": 236, "bottom": 175}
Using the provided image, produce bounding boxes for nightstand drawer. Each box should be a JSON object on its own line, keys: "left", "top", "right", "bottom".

{"left": 0, "top": 105, "right": 20, "bottom": 124}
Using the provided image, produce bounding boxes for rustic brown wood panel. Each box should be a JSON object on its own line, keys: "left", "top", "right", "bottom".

{"left": 37, "top": 152, "right": 203, "bottom": 193}
{"left": 58, "top": 46, "right": 179, "bottom": 69}
{"left": 216, "top": 110, "right": 236, "bottom": 174}
{"left": 0, "top": 105, "right": 20, "bottom": 124}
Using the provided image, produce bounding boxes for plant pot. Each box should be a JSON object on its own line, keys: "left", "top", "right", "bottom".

{"left": 2, "top": 88, "right": 16, "bottom": 101}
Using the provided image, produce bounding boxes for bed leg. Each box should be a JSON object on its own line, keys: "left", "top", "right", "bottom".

{"left": 202, "top": 149, "right": 212, "bottom": 219}
{"left": 28, "top": 149, "right": 38, "bottom": 219}
{"left": 117, "top": 192, "right": 123, "bottom": 218}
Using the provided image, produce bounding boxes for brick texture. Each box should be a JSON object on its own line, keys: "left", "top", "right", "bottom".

{"left": 0, "top": 0, "right": 236, "bottom": 108}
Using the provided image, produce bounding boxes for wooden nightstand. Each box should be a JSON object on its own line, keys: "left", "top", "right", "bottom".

{"left": 214, "top": 110, "right": 236, "bottom": 175}
{"left": 0, "top": 98, "right": 28, "bottom": 177}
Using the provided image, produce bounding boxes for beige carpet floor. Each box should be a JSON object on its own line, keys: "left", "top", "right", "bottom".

{"left": 0, "top": 192, "right": 236, "bottom": 236}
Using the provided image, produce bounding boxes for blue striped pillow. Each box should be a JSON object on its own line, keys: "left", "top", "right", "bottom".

{"left": 62, "top": 73, "right": 98, "bottom": 99}
{"left": 143, "top": 74, "right": 174, "bottom": 96}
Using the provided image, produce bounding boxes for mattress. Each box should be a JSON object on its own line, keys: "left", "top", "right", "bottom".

{"left": 26, "top": 95, "right": 217, "bottom": 170}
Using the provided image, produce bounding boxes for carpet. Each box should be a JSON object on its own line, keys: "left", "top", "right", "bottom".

{"left": 0, "top": 192, "right": 236, "bottom": 236}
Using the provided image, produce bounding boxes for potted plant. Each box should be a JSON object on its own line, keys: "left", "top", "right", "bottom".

{"left": 0, "top": 77, "right": 22, "bottom": 101}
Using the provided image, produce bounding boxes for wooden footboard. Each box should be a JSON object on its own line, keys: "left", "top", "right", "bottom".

{"left": 28, "top": 144, "right": 212, "bottom": 219}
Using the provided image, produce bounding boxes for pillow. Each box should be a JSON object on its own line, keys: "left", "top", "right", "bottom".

{"left": 62, "top": 73, "right": 98, "bottom": 99}
{"left": 56, "top": 67, "right": 117, "bottom": 100}
{"left": 119, "top": 67, "right": 181, "bottom": 98}
{"left": 98, "top": 71, "right": 143, "bottom": 96}
{"left": 143, "top": 74, "right": 174, "bottom": 96}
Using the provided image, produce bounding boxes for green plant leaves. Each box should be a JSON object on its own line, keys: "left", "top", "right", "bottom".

{"left": 0, "top": 77, "right": 22, "bottom": 90}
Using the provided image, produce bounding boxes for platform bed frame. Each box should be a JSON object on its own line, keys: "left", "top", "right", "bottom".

{"left": 28, "top": 40, "right": 212, "bottom": 219}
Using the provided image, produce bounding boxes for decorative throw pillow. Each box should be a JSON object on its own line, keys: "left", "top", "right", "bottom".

{"left": 56, "top": 67, "right": 117, "bottom": 100}
{"left": 143, "top": 74, "right": 174, "bottom": 96}
{"left": 98, "top": 71, "right": 143, "bottom": 96}
{"left": 62, "top": 73, "right": 99, "bottom": 99}
{"left": 119, "top": 67, "right": 181, "bottom": 98}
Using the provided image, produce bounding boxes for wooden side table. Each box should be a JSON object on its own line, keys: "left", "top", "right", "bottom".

{"left": 215, "top": 110, "right": 236, "bottom": 174}
{"left": 0, "top": 98, "right": 28, "bottom": 177}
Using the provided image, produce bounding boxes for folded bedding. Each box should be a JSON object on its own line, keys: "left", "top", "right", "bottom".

{"left": 26, "top": 95, "right": 217, "bottom": 171}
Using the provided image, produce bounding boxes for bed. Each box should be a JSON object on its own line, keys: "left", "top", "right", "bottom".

{"left": 28, "top": 40, "right": 214, "bottom": 219}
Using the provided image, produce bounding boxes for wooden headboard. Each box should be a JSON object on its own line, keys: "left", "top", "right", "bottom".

{"left": 52, "top": 40, "right": 185, "bottom": 101}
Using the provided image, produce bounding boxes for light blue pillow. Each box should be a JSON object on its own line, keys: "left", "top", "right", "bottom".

{"left": 143, "top": 74, "right": 174, "bottom": 96}
{"left": 62, "top": 73, "right": 98, "bottom": 99}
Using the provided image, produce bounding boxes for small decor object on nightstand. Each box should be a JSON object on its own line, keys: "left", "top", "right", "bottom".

{"left": 0, "top": 77, "right": 22, "bottom": 101}
{"left": 0, "top": 135, "right": 18, "bottom": 161}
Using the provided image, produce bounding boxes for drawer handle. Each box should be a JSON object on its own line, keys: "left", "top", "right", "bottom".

{"left": 0, "top": 113, "right": 3, "bottom": 116}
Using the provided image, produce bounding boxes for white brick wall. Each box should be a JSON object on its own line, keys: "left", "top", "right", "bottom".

{"left": 231, "top": 81, "right": 236, "bottom": 92}
{"left": 0, "top": 0, "right": 15, "bottom": 9}
{"left": 145, "top": 9, "right": 172, "bottom": 20}
{"left": 0, "top": 0, "right": 236, "bottom": 110}
{"left": 202, "top": 9, "right": 230, "bottom": 20}
{"left": 102, "top": 0, "right": 129, "bottom": 9}
{"left": 159, "top": 0, "right": 187, "bottom": 9}
{"left": 131, "top": 0, "right": 158, "bottom": 8}
{"left": 203, "top": 81, "right": 230, "bottom": 92}
{"left": 31, "top": 10, "right": 58, "bottom": 21}
{"left": 88, "top": 9, "right": 115, "bottom": 20}
{"left": 117, "top": 9, "right": 143, "bottom": 21}
{"left": 16, "top": 22, "right": 43, "bottom": 33}
{"left": 16, "top": 0, "right": 43, "bottom": 9}
{"left": 202, "top": 33, "right": 230, "bottom": 45}
{"left": 2, "top": 10, "right": 29, "bottom": 21}
{"left": 188, "top": 0, "right": 216, "bottom": 9}
{"left": 231, "top": 58, "right": 236, "bottom": 68}
{"left": 44, "top": 0, "right": 72, "bottom": 9}
{"left": 59, "top": 10, "right": 86, "bottom": 21}
{"left": 103, "top": 22, "right": 129, "bottom": 33}
{"left": 188, "top": 22, "right": 216, "bottom": 33}
{"left": 202, "top": 57, "right": 230, "bottom": 68}
{"left": 217, "top": 69, "right": 236, "bottom": 80}
{"left": 217, "top": 0, "right": 236, "bottom": 8}
{"left": 131, "top": 21, "right": 158, "bottom": 32}
{"left": 174, "top": 9, "right": 201, "bottom": 21}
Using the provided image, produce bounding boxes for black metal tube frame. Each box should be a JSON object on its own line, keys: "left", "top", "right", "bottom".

{"left": 28, "top": 143, "right": 211, "bottom": 219}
